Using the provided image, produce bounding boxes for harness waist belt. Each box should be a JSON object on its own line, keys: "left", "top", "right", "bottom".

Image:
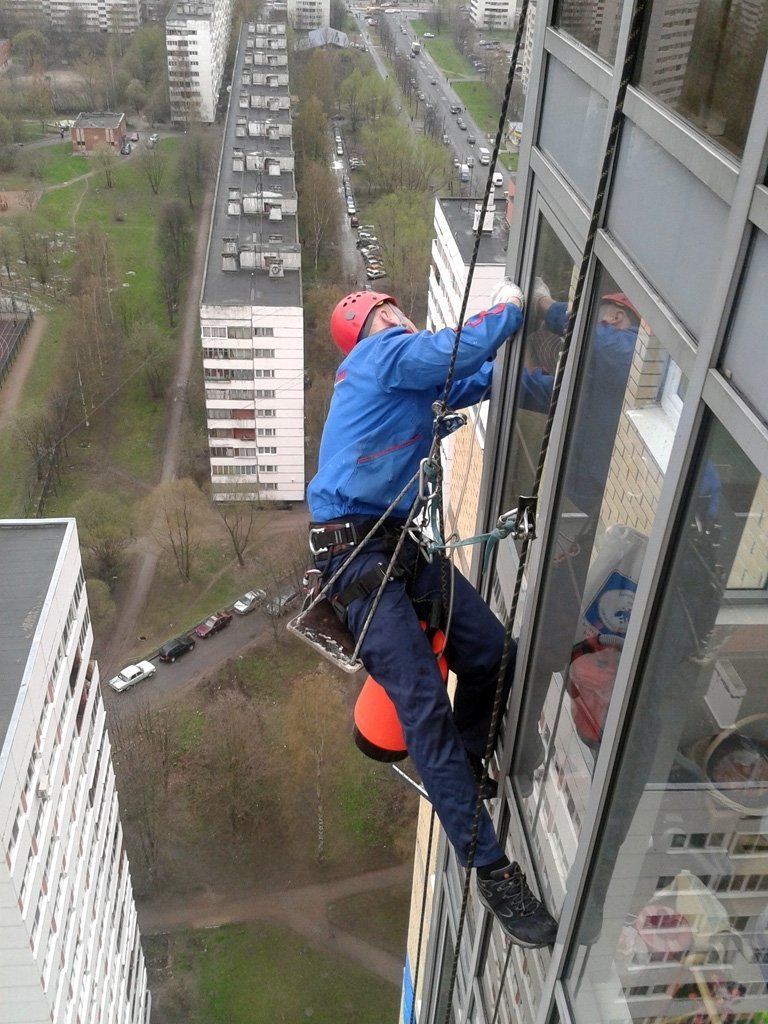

{"left": 308, "top": 518, "right": 405, "bottom": 557}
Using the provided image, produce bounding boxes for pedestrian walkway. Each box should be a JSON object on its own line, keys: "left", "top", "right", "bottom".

{"left": 137, "top": 861, "right": 412, "bottom": 986}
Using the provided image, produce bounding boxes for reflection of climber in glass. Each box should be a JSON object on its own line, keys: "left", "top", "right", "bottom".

{"left": 512, "top": 282, "right": 643, "bottom": 786}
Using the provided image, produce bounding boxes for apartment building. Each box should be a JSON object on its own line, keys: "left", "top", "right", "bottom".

{"left": 286, "top": 0, "right": 330, "bottom": 31}
{"left": 0, "top": 520, "right": 150, "bottom": 1024}
{"left": 200, "top": 21, "right": 305, "bottom": 504}
{"left": 166, "top": 0, "right": 234, "bottom": 125}
{"left": 427, "top": 193, "right": 508, "bottom": 572}
{"left": 403, "top": 1, "right": 768, "bottom": 1022}
{"left": 2, "top": 0, "right": 140, "bottom": 33}
{"left": 469, "top": 0, "right": 516, "bottom": 32}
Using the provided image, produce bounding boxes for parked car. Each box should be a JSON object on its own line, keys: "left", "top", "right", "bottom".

{"left": 158, "top": 635, "right": 196, "bottom": 663}
{"left": 492, "top": 171, "right": 504, "bottom": 187}
{"left": 423, "top": 31, "right": 435, "bottom": 38}
{"left": 195, "top": 610, "right": 233, "bottom": 638}
{"left": 108, "top": 660, "right": 156, "bottom": 693}
{"left": 233, "top": 589, "right": 266, "bottom": 615}
{"left": 120, "top": 141, "right": 131, "bottom": 155}
{"left": 350, "top": 214, "right": 359, "bottom": 227}
{"left": 130, "top": 132, "right": 139, "bottom": 142}
{"left": 367, "top": 268, "right": 388, "bottom": 281}
{"left": 148, "top": 133, "right": 159, "bottom": 147}
{"left": 265, "top": 583, "right": 300, "bottom": 617}
{"left": 457, "top": 120, "right": 467, "bottom": 130}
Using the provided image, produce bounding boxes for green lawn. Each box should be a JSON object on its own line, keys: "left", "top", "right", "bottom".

{"left": 154, "top": 923, "right": 400, "bottom": 1024}
{"left": 0, "top": 139, "right": 186, "bottom": 516}
{"left": 452, "top": 79, "right": 504, "bottom": 134}
{"left": 0, "top": 142, "right": 90, "bottom": 190}
{"left": 327, "top": 884, "right": 411, "bottom": 959}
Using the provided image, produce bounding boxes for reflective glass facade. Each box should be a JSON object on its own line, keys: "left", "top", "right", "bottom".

{"left": 408, "top": 1, "right": 768, "bottom": 1023}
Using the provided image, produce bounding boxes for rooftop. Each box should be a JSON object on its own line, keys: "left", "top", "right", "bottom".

{"left": 167, "top": 0, "right": 214, "bottom": 18}
{"left": 72, "top": 111, "right": 125, "bottom": 130}
{"left": 0, "top": 520, "right": 68, "bottom": 752}
{"left": 438, "top": 195, "right": 509, "bottom": 265}
{"left": 201, "top": 22, "right": 301, "bottom": 308}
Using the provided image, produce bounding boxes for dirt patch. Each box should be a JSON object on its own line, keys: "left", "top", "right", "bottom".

{"left": 0, "top": 314, "right": 47, "bottom": 430}
{"left": 0, "top": 189, "right": 40, "bottom": 215}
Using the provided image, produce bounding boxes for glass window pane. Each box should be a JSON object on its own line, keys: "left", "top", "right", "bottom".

{"left": 639, "top": 0, "right": 768, "bottom": 159}
{"left": 608, "top": 122, "right": 730, "bottom": 339}
{"left": 555, "top": 0, "right": 623, "bottom": 63}
{"left": 502, "top": 218, "right": 576, "bottom": 512}
{"left": 565, "top": 416, "right": 768, "bottom": 1024}
{"left": 539, "top": 58, "right": 609, "bottom": 203}
{"left": 502, "top": 267, "right": 686, "bottom": 918}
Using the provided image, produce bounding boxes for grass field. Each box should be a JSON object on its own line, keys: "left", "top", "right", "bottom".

{"left": 0, "top": 141, "right": 89, "bottom": 189}
{"left": 148, "top": 924, "right": 400, "bottom": 1024}
{"left": 0, "top": 138, "right": 188, "bottom": 517}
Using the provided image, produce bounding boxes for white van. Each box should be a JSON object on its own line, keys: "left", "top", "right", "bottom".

{"left": 478, "top": 146, "right": 491, "bottom": 165}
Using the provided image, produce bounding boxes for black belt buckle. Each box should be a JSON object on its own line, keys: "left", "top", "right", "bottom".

{"left": 309, "top": 521, "right": 355, "bottom": 557}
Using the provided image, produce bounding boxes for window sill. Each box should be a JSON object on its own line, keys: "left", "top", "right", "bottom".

{"left": 626, "top": 405, "right": 677, "bottom": 473}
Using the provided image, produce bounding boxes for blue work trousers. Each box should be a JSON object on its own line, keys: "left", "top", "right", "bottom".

{"left": 318, "top": 537, "right": 513, "bottom": 867}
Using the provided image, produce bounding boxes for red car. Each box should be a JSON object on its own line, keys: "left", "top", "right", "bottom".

{"left": 195, "top": 610, "right": 233, "bottom": 638}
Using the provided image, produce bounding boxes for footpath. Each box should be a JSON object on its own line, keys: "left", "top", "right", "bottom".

{"left": 137, "top": 861, "right": 413, "bottom": 987}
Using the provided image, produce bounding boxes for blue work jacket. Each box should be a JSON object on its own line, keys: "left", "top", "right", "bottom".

{"left": 307, "top": 303, "right": 524, "bottom": 521}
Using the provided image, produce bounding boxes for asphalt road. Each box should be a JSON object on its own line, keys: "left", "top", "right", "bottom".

{"left": 369, "top": 11, "right": 493, "bottom": 192}
{"left": 101, "top": 605, "right": 281, "bottom": 710}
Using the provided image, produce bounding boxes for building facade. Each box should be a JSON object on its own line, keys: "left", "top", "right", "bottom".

{"left": 469, "top": 0, "right": 516, "bottom": 32}
{"left": 286, "top": 0, "right": 330, "bottom": 31}
{"left": 427, "top": 193, "right": 508, "bottom": 570}
{"left": 70, "top": 112, "right": 127, "bottom": 153}
{"left": 0, "top": 0, "right": 140, "bottom": 34}
{"left": 200, "top": 20, "right": 305, "bottom": 504}
{"left": 166, "top": 0, "right": 234, "bottom": 125}
{"left": 404, "top": 1, "right": 768, "bottom": 1022}
{"left": 0, "top": 520, "right": 150, "bottom": 1024}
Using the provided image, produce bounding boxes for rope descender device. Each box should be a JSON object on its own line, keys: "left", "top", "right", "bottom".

{"left": 495, "top": 495, "right": 537, "bottom": 542}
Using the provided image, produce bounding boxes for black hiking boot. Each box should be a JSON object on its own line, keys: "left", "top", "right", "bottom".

{"left": 466, "top": 751, "right": 498, "bottom": 800}
{"left": 477, "top": 862, "right": 558, "bottom": 947}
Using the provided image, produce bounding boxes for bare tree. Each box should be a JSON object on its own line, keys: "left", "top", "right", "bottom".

{"left": 281, "top": 669, "right": 349, "bottom": 863}
{"left": 126, "top": 319, "right": 173, "bottom": 399}
{"left": 73, "top": 491, "right": 134, "bottom": 585}
{"left": 158, "top": 253, "right": 181, "bottom": 326}
{"left": 138, "top": 146, "right": 167, "bottom": 195}
{"left": 298, "top": 160, "right": 339, "bottom": 273}
{"left": 93, "top": 141, "right": 118, "bottom": 189}
{"left": 202, "top": 691, "right": 267, "bottom": 835}
{"left": 214, "top": 490, "right": 267, "bottom": 566}
{"left": 108, "top": 703, "right": 173, "bottom": 887}
{"left": 156, "top": 198, "right": 190, "bottom": 269}
{"left": 148, "top": 478, "right": 204, "bottom": 582}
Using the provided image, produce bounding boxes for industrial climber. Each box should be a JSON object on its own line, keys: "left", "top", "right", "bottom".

{"left": 306, "top": 285, "right": 558, "bottom": 948}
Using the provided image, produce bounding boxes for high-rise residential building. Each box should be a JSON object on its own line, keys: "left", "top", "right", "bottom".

{"left": 0, "top": 520, "right": 150, "bottom": 1024}
{"left": 200, "top": 21, "right": 305, "bottom": 503}
{"left": 402, "top": 1, "right": 768, "bottom": 1022}
{"left": 427, "top": 192, "right": 508, "bottom": 566}
{"left": 0, "top": 0, "right": 140, "bottom": 33}
{"left": 286, "top": 0, "right": 330, "bottom": 31}
{"left": 469, "top": 0, "right": 516, "bottom": 32}
{"left": 166, "top": 0, "right": 234, "bottom": 125}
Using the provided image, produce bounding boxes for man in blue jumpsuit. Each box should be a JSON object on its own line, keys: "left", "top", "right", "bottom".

{"left": 307, "top": 286, "right": 558, "bottom": 948}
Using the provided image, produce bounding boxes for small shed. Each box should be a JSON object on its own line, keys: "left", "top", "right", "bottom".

{"left": 70, "top": 112, "right": 127, "bottom": 154}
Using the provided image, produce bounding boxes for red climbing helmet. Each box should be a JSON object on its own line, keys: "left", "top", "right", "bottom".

{"left": 330, "top": 290, "right": 398, "bottom": 356}
{"left": 600, "top": 292, "right": 641, "bottom": 325}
